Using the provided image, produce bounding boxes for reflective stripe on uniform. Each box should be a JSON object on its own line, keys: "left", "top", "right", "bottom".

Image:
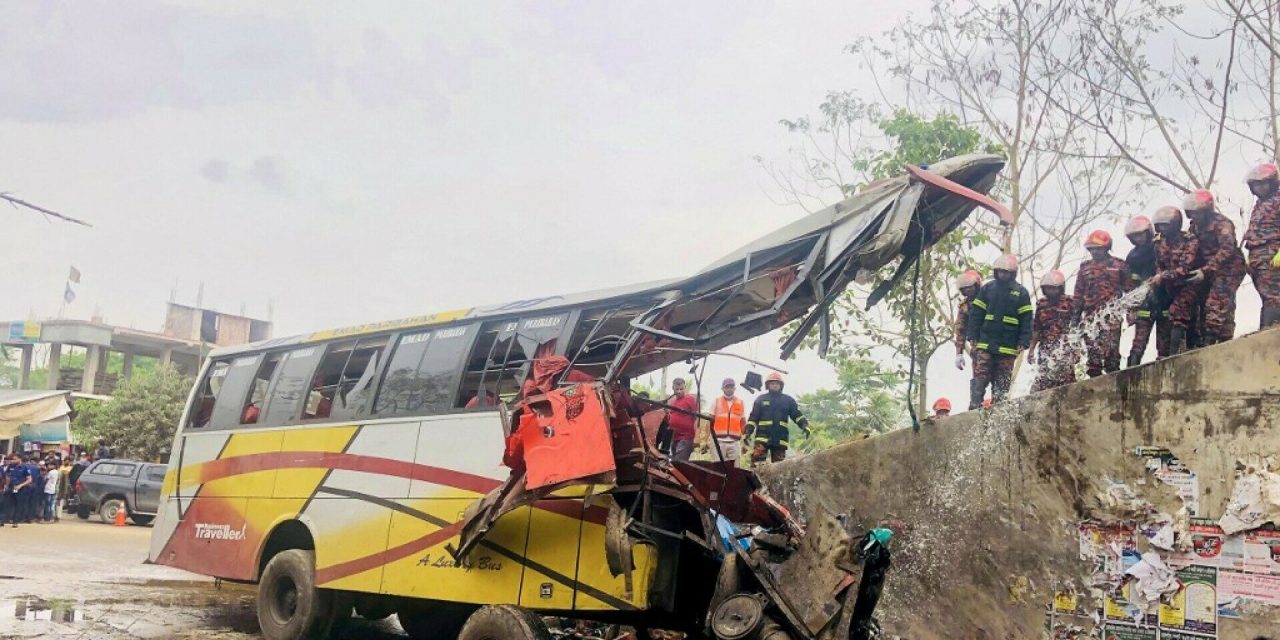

{"left": 998, "top": 346, "right": 1019, "bottom": 355}
{"left": 1018, "top": 304, "right": 1033, "bottom": 314}
{"left": 985, "top": 314, "right": 995, "bottom": 320}
{"left": 1137, "top": 310, "right": 1152, "bottom": 318}
{"left": 975, "top": 342, "right": 989, "bottom": 350}
{"left": 972, "top": 298, "right": 988, "bottom": 310}
{"left": 1002, "top": 316, "right": 1019, "bottom": 325}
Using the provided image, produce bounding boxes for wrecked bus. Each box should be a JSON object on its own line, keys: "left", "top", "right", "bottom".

{"left": 147, "top": 154, "right": 1010, "bottom": 640}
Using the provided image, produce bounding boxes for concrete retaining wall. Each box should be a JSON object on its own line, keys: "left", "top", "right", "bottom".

{"left": 760, "top": 327, "right": 1280, "bottom": 639}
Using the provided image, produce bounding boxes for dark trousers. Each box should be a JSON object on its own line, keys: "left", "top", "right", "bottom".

{"left": 21, "top": 489, "right": 39, "bottom": 522}
{"left": 3, "top": 491, "right": 22, "bottom": 524}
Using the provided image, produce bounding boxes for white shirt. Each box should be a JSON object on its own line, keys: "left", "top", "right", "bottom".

{"left": 44, "top": 468, "right": 59, "bottom": 494}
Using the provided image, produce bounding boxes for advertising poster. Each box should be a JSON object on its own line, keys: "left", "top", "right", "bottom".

{"left": 1217, "top": 570, "right": 1280, "bottom": 618}
{"left": 1169, "top": 520, "right": 1235, "bottom": 569}
{"left": 1101, "top": 623, "right": 1157, "bottom": 640}
{"left": 1135, "top": 447, "right": 1200, "bottom": 515}
{"left": 1158, "top": 565, "right": 1217, "bottom": 636}
{"left": 1236, "top": 528, "right": 1280, "bottom": 575}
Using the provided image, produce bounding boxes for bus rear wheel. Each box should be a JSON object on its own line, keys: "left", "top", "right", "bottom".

{"left": 257, "top": 549, "right": 336, "bottom": 640}
{"left": 457, "top": 605, "right": 551, "bottom": 640}
{"left": 397, "top": 601, "right": 475, "bottom": 640}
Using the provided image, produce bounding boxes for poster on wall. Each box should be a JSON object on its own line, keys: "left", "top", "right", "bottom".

{"left": 1134, "top": 446, "right": 1200, "bottom": 515}
{"left": 1100, "top": 622, "right": 1157, "bottom": 639}
{"left": 1217, "top": 570, "right": 1280, "bottom": 619}
{"left": 1158, "top": 564, "right": 1217, "bottom": 636}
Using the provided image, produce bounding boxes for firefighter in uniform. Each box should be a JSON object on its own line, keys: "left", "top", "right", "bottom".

{"left": 1123, "top": 215, "right": 1165, "bottom": 366}
{"left": 1244, "top": 163, "right": 1280, "bottom": 329}
{"left": 1150, "top": 206, "right": 1203, "bottom": 356}
{"left": 746, "top": 372, "right": 810, "bottom": 464}
{"left": 1026, "top": 270, "right": 1076, "bottom": 391}
{"left": 1183, "top": 189, "right": 1246, "bottom": 345}
{"left": 1072, "top": 229, "right": 1132, "bottom": 377}
{"left": 953, "top": 270, "right": 983, "bottom": 371}
{"left": 965, "top": 255, "right": 1033, "bottom": 409}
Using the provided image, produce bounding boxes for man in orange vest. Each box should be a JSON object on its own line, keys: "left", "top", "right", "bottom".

{"left": 710, "top": 378, "right": 746, "bottom": 464}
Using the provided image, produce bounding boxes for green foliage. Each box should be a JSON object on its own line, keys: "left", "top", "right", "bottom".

{"left": 792, "top": 356, "right": 905, "bottom": 453}
{"left": 71, "top": 365, "right": 191, "bottom": 462}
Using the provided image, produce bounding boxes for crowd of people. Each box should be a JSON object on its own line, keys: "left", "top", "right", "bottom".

{"left": 1, "top": 440, "right": 107, "bottom": 528}
{"left": 655, "top": 372, "right": 811, "bottom": 467}
{"left": 945, "top": 163, "right": 1280, "bottom": 411}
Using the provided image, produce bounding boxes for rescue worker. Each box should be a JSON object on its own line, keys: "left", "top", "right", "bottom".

{"left": 746, "top": 372, "right": 810, "bottom": 464}
{"left": 1072, "top": 230, "right": 1131, "bottom": 377}
{"left": 1026, "top": 270, "right": 1077, "bottom": 391}
{"left": 1183, "top": 189, "right": 1246, "bottom": 345}
{"left": 1149, "top": 206, "right": 1203, "bottom": 356}
{"left": 953, "top": 270, "right": 983, "bottom": 371}
{"left": 965, "top": 255, "right": 1033, "bottom": 409}
{"left": 931, "top": 397, "right": 952, "bottom": 418}
{"left": 1244, "top": 163, "right": 1280, "bottom": 328}
{"left": 710, "top": 378, "right": 746, "bottom": 465}
{"left": 1123, "top": 215, "right": 1165, "bottom": 367}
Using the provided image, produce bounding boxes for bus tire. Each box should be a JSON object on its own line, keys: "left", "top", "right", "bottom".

{"left": 397, "top": 602, "right": 475, "bottom": 640}
{"left": 257, "top": 549, "right": 336, "bottom": 640}
{"left": 130, "top": 514, "right": 154, "bottom": 526}
{"left": 457, "top": 605, "right": 551, "bottom": 640}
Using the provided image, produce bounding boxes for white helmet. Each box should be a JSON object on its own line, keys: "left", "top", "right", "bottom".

{"left": 1152, "top": 205, "right": 1183, "bottom": 227}
{"left": 1181, "top": 189, "right": 1214, "bottom": 213}
{"left": 1246, "top": 163, "right": 1279, "bottom": 183}
{"left": 992, "top": 254, "right": 1019, "bottom": 273}
{"left": 1040, "top": 270, "right": 1066, "bottom": 288}
{"left": 956, "top": 270, "right": 982, "bottom": 289}
{"left": 1124, "top": 215, "right": 1152, "bottom": 236}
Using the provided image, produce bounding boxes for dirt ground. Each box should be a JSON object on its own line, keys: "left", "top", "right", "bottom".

{"left": 0, "top": 517, "right": 405, "bottom": 639}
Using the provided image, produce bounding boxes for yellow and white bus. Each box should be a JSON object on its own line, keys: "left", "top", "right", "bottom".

{"left": 148, "top": 154, "right": 1009, "bottom": 640}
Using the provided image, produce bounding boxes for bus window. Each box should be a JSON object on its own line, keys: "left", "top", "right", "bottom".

{"left": 241, "top": 352, "right": 283, "bottom": 425}
{"left": 456, "top": 313, "right": 567, "bottom": 409}
{"left": 375, "top": 324, "right": 476, "bottom": 417}
{"left": 207, "top": 355, "right": 263, "bottom": 429}
{"left": 329, "top": 336, "right": 389, "bottom": 421}
{"left": 189, "top": 360, "right": 231, "bottom": 429}
{"left": 259, "top": 346, "right": 324, "bottom": 426}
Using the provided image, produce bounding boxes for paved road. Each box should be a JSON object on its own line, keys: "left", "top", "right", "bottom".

{"left": 0, "top": 518, "right": 405, "bottom": 639}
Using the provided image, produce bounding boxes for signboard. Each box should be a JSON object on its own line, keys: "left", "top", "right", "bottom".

{"left": 6, "top": 321, "right": 40, "bottom": 344}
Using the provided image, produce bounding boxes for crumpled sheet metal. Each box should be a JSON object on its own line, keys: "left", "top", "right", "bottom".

{"left": 1218, "top": 455, "right": 1280, "bottom": 535}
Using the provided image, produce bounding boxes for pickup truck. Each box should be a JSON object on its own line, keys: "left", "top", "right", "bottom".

{"left": 74, "top": 459, "right": 166, "bottom": 525}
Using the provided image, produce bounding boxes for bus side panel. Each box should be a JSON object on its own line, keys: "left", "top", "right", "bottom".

{"left": 380, "top": 499, "right": 530, "bottom": 603}
{"left": 273, "top": 425, "right": 360, "bottom": 499}
{"left": 518, "top": 500, "right": 582, "bottom": 609}
{"left": 307, "top": 422, "right": 417, "bottom": 592}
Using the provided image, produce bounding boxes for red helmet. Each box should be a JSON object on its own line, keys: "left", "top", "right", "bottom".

{"left": 1246, "top": 163, "right": 1279, "bottom": 183}
{"left": 766, "top": 372, "right": 784, "bottom": 384}
{"left": 932, "top": 398, "right": 952, "bottom": 412}
{"left": 992, "top": 254, "right": 1019, "bottom": 273}
{"left": 1152, "top": 206, "right": 1182, "bottom": 226}
{"left": 1124, "top": 216, "right": 1152, "bottom": 236}
{"left": 1084, "top": 229, "right": 1112, "bottom": 250}
{"left": 956, "top": 269, "right": 982, "bottom": 289}
{"left": 1182, "top": 189, "right": 1214, "bottom": 212}
{"left": 1041, "top": 270, "right": 1066, "bottom": 288}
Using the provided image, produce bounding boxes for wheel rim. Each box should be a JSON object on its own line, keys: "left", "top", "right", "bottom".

{"left": 271, "top": 575, "right": 299, "bottom": 625}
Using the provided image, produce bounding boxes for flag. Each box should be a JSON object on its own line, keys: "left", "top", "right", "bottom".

{"left": 68, "top": 266, "right": 81, "bottom": 284}
{"left": 63, "top": 283, "right": 76, "bottom": 304}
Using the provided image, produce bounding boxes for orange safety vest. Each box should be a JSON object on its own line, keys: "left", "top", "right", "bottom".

{"left": 712, "top": 395, "right": 745, "bottom": 438}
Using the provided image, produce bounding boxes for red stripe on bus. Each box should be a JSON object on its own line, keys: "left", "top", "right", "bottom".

{"left": 196, "top": 451, "right": 499, "bottom": 494}
{"left": 314, "top": 521, "right": 465, "bottom": 585}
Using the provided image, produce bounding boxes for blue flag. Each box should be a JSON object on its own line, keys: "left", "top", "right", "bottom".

{"left": 63, "top": 283, "right": 76, "bottom": 304}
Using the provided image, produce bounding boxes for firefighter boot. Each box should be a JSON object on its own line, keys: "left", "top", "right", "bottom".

{"left": 1126, "top": 351, "right": 1142, "bottom": 368}
{"left": 969, "top": 378, "right": 987, "bottom": 410}
{"left": 1169, "top": 326, "right": 1188, "bottom": 355}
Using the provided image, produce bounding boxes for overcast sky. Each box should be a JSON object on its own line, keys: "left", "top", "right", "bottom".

{"left": 3, "top": 1, "right": 1268, "bottom": 413}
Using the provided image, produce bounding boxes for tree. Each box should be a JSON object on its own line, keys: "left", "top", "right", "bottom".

{"left": 762, "top": 102, "right": 998, "bottom": 415}
{"left": 71, "top": 365, "right": 190, "bottom": 462}
{"left": 792, "top": 356, "right": 906, "bottom": 453}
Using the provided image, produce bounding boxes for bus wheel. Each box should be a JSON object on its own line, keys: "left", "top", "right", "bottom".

{"left": 354, "top": 597, "right": 394, "bottom": 621}
{"left": 457, "top": 605, "right": 551, "bottom": 640}
{"left": 257, "top": 550, "right": 336, "bottom": 640}
{"left": 397, "top": 602, "right": 474, "bottom": 640}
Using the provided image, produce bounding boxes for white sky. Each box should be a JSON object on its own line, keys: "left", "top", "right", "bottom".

{"left": 1, "top": 1, "right": 1268, "bottom": 415}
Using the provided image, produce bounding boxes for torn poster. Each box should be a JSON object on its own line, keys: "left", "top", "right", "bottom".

{"left": 1099, "top": 623, "right": 1156, "bottom": 640}
{"left": 1216, "top": 570, "right": 1280, "bottom": 618}
{"left": 1157, "top": 564, "right": 1217, "bottom": 636}
{"left": 1135, "top": 446, "right": 1200, "bottom": 516}
{"left": 1218, "top": 456, "right": 1280, "bottom": 535}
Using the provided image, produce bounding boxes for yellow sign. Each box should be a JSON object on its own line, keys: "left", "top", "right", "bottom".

{"left": 307, "top": 308, "right": 472, "bottom": 341}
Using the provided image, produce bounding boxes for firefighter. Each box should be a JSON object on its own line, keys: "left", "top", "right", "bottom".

{"left": 1123, "top": 215, "right": 1165, "bottom": 367}
{"left": 1026, "top": 270, "right": 1076, "bottom": 391}
{"left": 1244, "top": 163, "right": 1280, "bottom": 328}
{"left": 747, "top": 372, "right": 810, "bottom": 464}
{"left": 1183, "top": 189, "right": 1246, "bottom": 345}
{"left": 710, "top": 378, "right": 746, "bottom": 465}
{"left": 953, "top": 270, "right": 983, "bottom": 371}
{"left": 1072, "top": 229, "right": 1131, "bottom": 377}
{"left": 965, "top": 255, "right": 1033, "bottom": 409}
{"left": 1149, "top": 206, "right": 1203, "bottom": 356}
{"left": 931, "top": 398, "right": 952, "bottom": 418}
